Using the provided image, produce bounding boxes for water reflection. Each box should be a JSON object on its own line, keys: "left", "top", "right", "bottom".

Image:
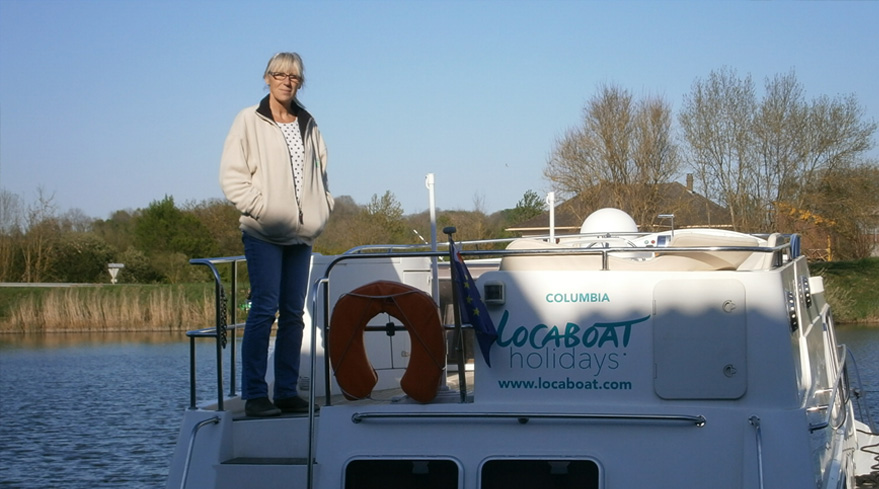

{"left": 0, "top": 331, "right": 191, "bottom": 349}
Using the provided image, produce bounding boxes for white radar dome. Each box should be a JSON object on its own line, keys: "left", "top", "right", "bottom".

{"left": 580, "top": 208, "right": 639, "bottom": 234}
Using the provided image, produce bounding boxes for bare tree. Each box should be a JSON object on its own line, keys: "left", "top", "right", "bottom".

{"left": 752, "top": 71, "right": 808, "bottom": 215}
{"left": 22, "top": 188, "right": 60, "bottom": 282}
{"left": 545, "top": 83, "right": 681, "bottom": 224}
{"left": 0, "top": 189, "right": 24, "bottom": 235}
{"left": 628, "top": 95, "right": 683, "bottom": 224}
{"left": 681, "top": 68, "right": 877, "bottom": 232}
{"left": 755, "top": 72, "right": 875, "bottom": 220}
{"left": 59, "top": 208, "right": 95, "bottom": 233}
{"left": 546, "top": 83, "right": 633, "bottom": 199}
{"left": 0, "top": 189, "right": 25, "bottom": 281}
{"left": 799, "top": 93, "right": 875, "bottom": 196}
{"left": 679, "top": 67, "right": 759, "bottom": 230}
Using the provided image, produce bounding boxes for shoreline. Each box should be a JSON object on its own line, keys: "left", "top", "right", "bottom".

{"left": 2, "top": 256, "right": 877, "bottom": 333}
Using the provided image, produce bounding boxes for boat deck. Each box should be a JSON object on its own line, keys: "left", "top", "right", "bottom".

{"left": 231, "top": 370, "right": 474, "bottom": 421}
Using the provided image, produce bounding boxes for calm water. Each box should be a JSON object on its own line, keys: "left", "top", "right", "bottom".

{"left": 0, "top": 327, "right": 877, "bottom": 489}
{"left": 838, "top": 325, "right": 879, "bottom": 427}
{"left": 0, "top": 332, "right": 229, "bottom": 489}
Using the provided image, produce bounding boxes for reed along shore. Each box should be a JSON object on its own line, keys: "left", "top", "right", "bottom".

{"left": 0, "top": 284, "right": 219, "bottom": 334}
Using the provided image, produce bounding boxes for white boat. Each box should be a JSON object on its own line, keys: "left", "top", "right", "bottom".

{"left": 166, "top": 207, "right": 879, "bottom": 489}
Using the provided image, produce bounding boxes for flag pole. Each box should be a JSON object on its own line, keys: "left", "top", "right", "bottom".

{"left": 443, "top": 226, "right": 468, "bottom": 403}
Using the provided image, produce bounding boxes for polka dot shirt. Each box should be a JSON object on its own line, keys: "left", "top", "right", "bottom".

{"left": 279, "top": 122, "right": 305, "bottom": 203}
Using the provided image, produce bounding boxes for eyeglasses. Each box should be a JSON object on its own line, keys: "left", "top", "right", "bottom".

{"left": 270, "top": 72, "right": 302, "bottom": 82}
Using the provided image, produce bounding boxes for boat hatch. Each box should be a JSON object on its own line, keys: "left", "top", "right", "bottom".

{"left": 344, "top": 459, "right": 459, "bottom": 489}
{"left": 481, "top": 459, "right": 600, "bottom": 489}
{"left": 653, "top": 279, "right": 748, "bottom": 399}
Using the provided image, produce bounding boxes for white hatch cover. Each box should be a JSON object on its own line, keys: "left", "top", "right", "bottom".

{"left": 653, "top": 279, "right": 747, "bottom": 400}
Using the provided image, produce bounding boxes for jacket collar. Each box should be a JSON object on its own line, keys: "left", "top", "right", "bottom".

{"left": 256, "top": 95, "right": 313, "bottom": 136}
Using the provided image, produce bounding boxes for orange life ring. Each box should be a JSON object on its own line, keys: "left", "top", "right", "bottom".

{"left": 329, "top": 280, "right": 446, "bottom": 403}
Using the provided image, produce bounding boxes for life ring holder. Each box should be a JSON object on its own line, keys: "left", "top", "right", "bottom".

{"left": 329, "top": 280, "right": 446, "bottom": 403}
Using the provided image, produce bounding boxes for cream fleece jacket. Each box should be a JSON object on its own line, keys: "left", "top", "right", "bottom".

{"left": 220, "top": 97, "right": 334, "bottom": 246}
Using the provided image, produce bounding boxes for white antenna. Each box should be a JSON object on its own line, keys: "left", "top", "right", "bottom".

{"left": 425, "top": 173, "right": 439, "bottom": 303}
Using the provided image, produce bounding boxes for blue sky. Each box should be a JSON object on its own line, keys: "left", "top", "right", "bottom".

{"left": 1, "top": 0, "right": 877, "bottom": 220}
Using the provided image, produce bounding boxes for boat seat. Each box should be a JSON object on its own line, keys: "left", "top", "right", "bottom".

{"left": 500, "top": 238, "right": 604, "bottom": 271}
{"left": 662, "top": 232, "right": 761, "bottom": 271}
{"left": 736, "top": 233, "right": 782, "bottom": 271}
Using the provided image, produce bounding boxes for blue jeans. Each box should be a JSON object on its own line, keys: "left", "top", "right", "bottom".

{"left": 241, "top": 232, "right": 312, "bottom": 400}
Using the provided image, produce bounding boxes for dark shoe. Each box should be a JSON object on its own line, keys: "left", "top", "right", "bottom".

{"left": 274, "top": 396, "right": 318, "bottom": 413}
{"left": 245, "top": 397, "right": 281, "bottom": 417}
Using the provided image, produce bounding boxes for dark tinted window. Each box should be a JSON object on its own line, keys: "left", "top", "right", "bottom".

{"left": 345, "top": 459, "right": 458, "bottom": 489}
{"left": 481, "top": 459, "right": 599, "bottom": 489}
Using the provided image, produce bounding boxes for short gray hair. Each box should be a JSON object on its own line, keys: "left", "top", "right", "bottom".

{"left": 264, "top": 52, "right": 305, "bottom": 88}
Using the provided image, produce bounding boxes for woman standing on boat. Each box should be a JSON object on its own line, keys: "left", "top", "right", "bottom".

{"left": 220, "top": 52, "right": 333, "bottom": 417}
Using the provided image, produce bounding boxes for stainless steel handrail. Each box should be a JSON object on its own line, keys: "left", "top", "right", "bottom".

{"left": 749, "top": 415, "right": 765, "bottom": 489}
{"left": 350, "top": 411, "right": 707, "bottom": 426}
{"left": 306, "top": 276, "right": 328, "bottom": 489}
{"left": 179, "top": 415, "right": 220, "bottom": 489}
{"left": 808, "top": 346, "right": 851, "bottom": 433}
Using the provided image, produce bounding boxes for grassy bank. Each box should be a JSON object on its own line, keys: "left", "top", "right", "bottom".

{"left": 0, "top": 257, "right": 876, "bottom": 333}
{"left": 0, "top": 284, "right": 217, "bottom": 333}
{"left": 811, "top": 257, "right": 879, "bottom": 323}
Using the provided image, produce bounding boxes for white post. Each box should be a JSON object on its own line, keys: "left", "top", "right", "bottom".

{"left": 426, "top": 173, "right": 450, "bottom": 391}
{"left": 425, "top": 173, "right": 439, "bottom": 303}
{"left": 547, "top": 192, "right": 556, "bottom": 243}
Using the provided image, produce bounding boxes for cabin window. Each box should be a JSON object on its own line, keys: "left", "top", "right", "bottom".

{"left": 481, "top": 459, "right": 599, "bottom": 489}
{"left": 345, "top": 459, "right": 459, "bottom": 489}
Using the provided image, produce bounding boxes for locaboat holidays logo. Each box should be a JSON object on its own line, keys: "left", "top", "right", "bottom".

{"left": 494, "top": 309, "right": 650, "bottom": 377}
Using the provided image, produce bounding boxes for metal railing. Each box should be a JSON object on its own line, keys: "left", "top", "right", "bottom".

{"left": 808, "top": 345, "right": 853, "bottom": 433}
{"left": 350, "top": 410, "right": 706, "bottom": 426}
{"left": 178, "top": 416, "right": 220, "bottom": 489}
{"left": 187, "top": 256, "right": 246, "bottom": 410}
{"left": 749, "top": 415, "right": 765, "bottom": 489}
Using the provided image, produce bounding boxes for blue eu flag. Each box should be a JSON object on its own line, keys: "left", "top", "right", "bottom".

{"left": 451, "top": 246, "right": 498, "bottom": 367}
